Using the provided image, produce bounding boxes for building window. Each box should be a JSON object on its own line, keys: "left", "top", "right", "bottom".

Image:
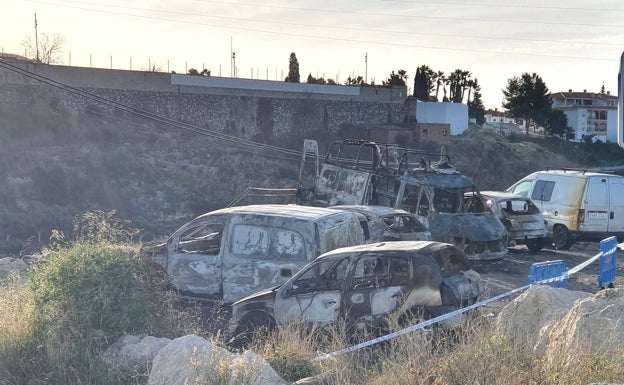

{"left": 442, "top": 130, "right": 448, "bottom": 136}
{"left": 422, "top": 129, "right": 428, "bottom": 136}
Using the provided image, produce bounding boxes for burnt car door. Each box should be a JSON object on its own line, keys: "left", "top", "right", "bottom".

{"left": 222, "top": 222, "right": 310, "bottom": 303}
{"left": 343, "top": 252, "right": 412, "bottom": 331}
{"left": 273, "top": 256, "right": 350, "bottom": 326}
{"left": 166, "top": 215, "right": 226, "bottom": 297}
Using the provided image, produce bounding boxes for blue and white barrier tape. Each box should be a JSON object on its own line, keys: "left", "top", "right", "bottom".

{"left": 314, "top": 243, "right": 620, "bottom": 362}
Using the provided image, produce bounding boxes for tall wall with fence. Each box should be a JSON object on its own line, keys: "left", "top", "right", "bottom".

{"left": 0, "top": 59, "right": 408, "bottom": 140}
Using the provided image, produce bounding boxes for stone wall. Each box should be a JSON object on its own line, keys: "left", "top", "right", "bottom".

{"left": 0, "top": 59, "right": 408, "bottom": 140}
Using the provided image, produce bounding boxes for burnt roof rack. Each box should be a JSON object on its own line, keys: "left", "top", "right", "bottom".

{"left": 323, "top": 139, "right": 452, "bottom": 175}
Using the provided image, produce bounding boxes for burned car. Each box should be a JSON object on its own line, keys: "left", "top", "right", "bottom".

{"left": 478, "top": 191, "right": 547, "bottom": 251}
{"left": 145, "top": 204, "right": 367, "bottom": 303}
{"left": 332, "top": 205, "right": 431, "bottom": 242}
{"left": 297, "top": 139, "right": 508, "bottom": 260}
{"left": 227, "top": 241, "right": 484, "bottom": 341}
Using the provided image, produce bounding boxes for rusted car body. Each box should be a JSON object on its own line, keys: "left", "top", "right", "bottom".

{"left": 227, "top": 241, "right": 484, "bottom": 341}
{"left": 147, "top": 205, "right": 367, "bottom": 303}
{"left": 332, "top": 205, "right": 431, "bottom": 242}
{"left": 298, "top": 139, "right": 508, "bottom": 260}
{"left": 478, "top": 191, "right": 547, "bottom": 251}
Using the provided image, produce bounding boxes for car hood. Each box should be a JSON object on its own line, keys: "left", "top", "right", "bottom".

{"left": 232, "top": 285, "right": 280, "bottom": 306}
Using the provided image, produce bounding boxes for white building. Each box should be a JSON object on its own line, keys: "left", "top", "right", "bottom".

{"left": 414, "top": 100, "right": 468, "bottom": 135}
{"left": 551, "top": 90, "right": 618, "bottom": 142}
{"left": 483, "top": 109, "right": 526, "bottom": 134}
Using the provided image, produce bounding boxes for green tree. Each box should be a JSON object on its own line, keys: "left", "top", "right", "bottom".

{"left": 188, "top": 68, "right": 211, "bottom": 76}
{"left": 502, "top": 72, "right": 552, "bottom": 135}
{"left": 447, "top": 69, "right": 472, "bottom": 103}
{"left": 468, "top": 78, "right": 486, "bottom": 125}
{"left": 285, "top": 52, "right": 300, "bottom": 83}
{"left": 545, "top": 109, "right": 570, "bottom": 137}
{"left": 433, "top": 70, "right": 445, "bottom": 102}
{"left": 384, "top": 69, "right": 408, "bottom": 86}
{"left": 413, "top": 65, "right": 435, "bottom": 101}
{"left": 344, "top": 75, "right": 364, "bottom": 86}
{"left": 306, "top": 73, "right": 326, "bottom": 84}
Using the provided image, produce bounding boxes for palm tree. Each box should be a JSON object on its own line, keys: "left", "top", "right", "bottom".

{"left": 434, "top": 71, "right": 445, "bottom": 101}
{"left": 466, "top": 78, "right": 476, "bottom": 103}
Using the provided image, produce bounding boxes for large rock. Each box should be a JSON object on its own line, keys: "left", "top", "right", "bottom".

{"left": 0, "top": 257, "right": 28, "bottom": 280}
{"left": 496, "top": 285, "right": 589, "bottom": 354}
{"left": 102, "top": 334, "right": 171, "bottom": 373}
{"left": 148, "top": 334, "right": 286, "bottom": 385}
{"left": 545, "top": 288, "right": 624, "bottom": 366}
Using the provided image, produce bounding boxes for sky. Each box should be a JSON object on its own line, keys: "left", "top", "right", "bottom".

{"left": 2, "top": 0, "right": 624, "bottom": 110}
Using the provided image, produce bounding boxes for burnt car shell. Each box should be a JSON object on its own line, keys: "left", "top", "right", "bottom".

{"left": 228, "top": 241, "right": 484, "bottom": 341}
{"left": 332, "top": 205, "right": 431, "bottom": 242}
{"left": 479, "top": 191, "right": 547, "bottom": 251}
{"left": 148, "top": 204, "right": 367, "bottom": 303}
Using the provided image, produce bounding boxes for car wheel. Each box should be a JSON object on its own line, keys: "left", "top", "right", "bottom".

{"left": 228, "top": 312, "right": 276, "bottom": 349}
{"left": 552, "top": 226, "right": 573, "bottom": 250}
{"left": 526, "top": 237, "right": 545, "bottom": 252}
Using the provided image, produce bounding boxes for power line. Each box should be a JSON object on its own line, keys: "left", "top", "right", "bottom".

{"left": 27, "top": 0, "right": 622, "bottom": 62}
{"left": 34, "top": 0, "right": 624, "bottom": 48}
{"left": 190, "top": 0, "right": 624, "bottom": 28}
{"left": 0, "top": 60, "right": 308, "bottom": 163}
{"left": 381, "top": 0, "right": 624, "bottom": 12}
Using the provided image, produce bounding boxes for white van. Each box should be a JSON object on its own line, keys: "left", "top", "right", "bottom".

{"left": 507, "top": 170, "right": 624, "bottom": 249}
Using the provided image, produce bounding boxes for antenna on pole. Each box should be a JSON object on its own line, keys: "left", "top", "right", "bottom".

{"left": 34, "top": 13, "right": 40, "bottom": 62}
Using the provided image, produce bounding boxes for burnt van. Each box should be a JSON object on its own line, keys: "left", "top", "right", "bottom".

{"left": 145, "top": 205, "right": 367, "bottom": 303}
{"left": 298, "top": 139, "right": 508, "bottom": 260}
{"left": 507, "top": 170, "right": 624, "bottom": 249}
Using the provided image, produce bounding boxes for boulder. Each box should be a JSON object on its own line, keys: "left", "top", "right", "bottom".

{"left": 545, "top": 288, "right": 624, "bottom": 366}
{"left": 102, "top": 334, "right": 170, "bottom": 373}
{"left": 0, "top": 257, "right": 28, "bottom": 280}
{"left": 148, "top": 334, "right": 286, "bottom": 385}
{"left": 496, "top": 285, "right": 589, "bottom": 354}
{"left": 229, "top": 350, "right": 288, "bottom": 385}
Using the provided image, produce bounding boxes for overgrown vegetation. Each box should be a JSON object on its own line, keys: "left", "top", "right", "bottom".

{"left": 0, "top": 212, "right": 204, "bottom": 385}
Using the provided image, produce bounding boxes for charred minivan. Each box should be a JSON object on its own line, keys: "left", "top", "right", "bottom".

{"left": 228, "top": 241, "right": 484, "bottom": 341}
{"left": 147, "top": 205, "right": 367, "bottom": 303}
{"left": 299, "top": 139, "right": 508, "bottom": 260}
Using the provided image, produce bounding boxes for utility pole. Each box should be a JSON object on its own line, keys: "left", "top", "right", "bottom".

{"left": 230, "top": 37, "right": 236, "bottom": 77}
{"left": 34, "top": 13, "right": 40, "bottom": 62}
{"left": 365, "top": 52, "right": 368, "bottom": 84}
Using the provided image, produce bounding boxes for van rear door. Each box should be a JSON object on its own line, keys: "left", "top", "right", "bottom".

{"left": 608, "top": 178, "right": 624, "bottom": 233}
{"left": 584, "top": 177, "right": 609, "bottom": 232}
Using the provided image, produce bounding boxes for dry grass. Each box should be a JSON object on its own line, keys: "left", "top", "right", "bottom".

{"left": 250, "top": 310, "right": 624, "bottom": 385}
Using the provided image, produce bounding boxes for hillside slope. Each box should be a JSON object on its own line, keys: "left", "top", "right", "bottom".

{"left": 2, "top": 84, "right": 624, "bottom": 253}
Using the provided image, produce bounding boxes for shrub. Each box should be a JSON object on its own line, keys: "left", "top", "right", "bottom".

{"left": 0, "top": 241, "right": 202, "bottom": 385}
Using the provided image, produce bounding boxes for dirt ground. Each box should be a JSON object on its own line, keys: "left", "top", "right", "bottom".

{"left": 475, "top": 241, "right": 623, "bottom": 308}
